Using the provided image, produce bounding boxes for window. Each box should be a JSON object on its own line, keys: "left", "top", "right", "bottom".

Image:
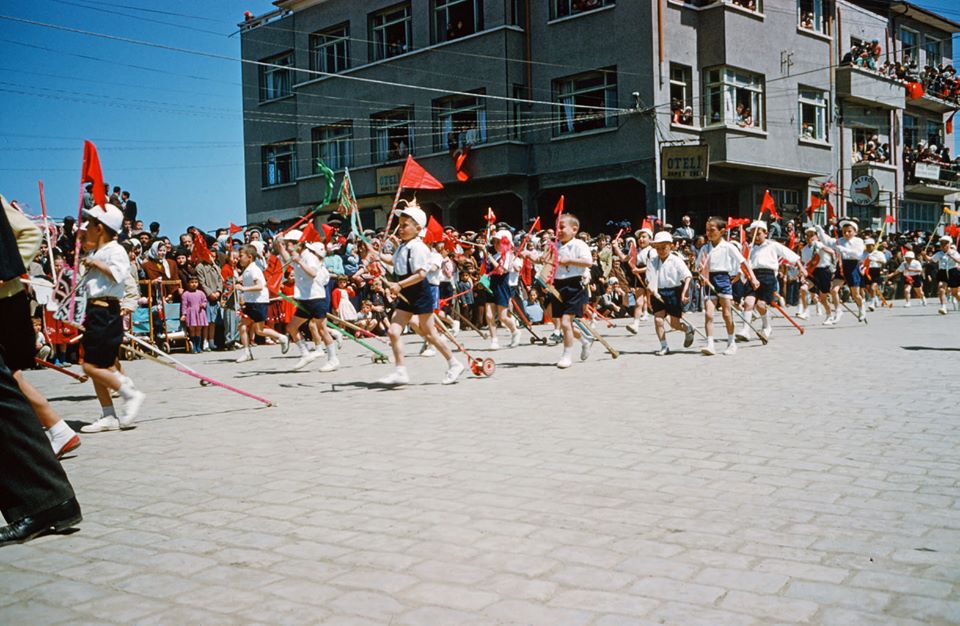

{"left": 259, "top": 52, "right": 293, "bottom": 101}
{"left": 926, "top": 120, "right": 943, "bottom": 147}
{"left": 512, "top": 83, "right": 529, "bottom": 140}
{"left": 704, "top": 67, "right": 764, "bottom": 128}
{"left": 552, "top": 0, "right": 614, "bottom": 20}
{"left": 761, "top": 189, "right": 799, "bottom": 216}
{"left": 851, "top": 126, "right": 890, "bottom": 163}
{"left": 370, "top": 2, "right": 412, "bottom": 61}
{"left": 312, "top": 123, "right": 353, "bottom": 171}
{"left": 901, "top": 199, "right": 938, "bottom": 232}
{"left": 670, "top": 64, "right": 693, "bottom": 126}
{"left": 310, "top": 24, "right": 349, "bottom": 74}
{"left": 554, "top": 67, "right": 618, "bottom": 135}
{"left": 798, "top": 0, "right": 828, "bottom": 34}
{"left": 901, "top": 27, "right": 919, "bottom": 65}
{"left": 434, "top": 92, "right": 487, "bottom": 151}
{"left": 904, "top": 114, "right": 919, "bottom": 148}
{"left": 923, "top": 35, "right": 942, "bottom": 67}
{"left": 372, "top": 108, "right": 413, "bottom": 162}
{"left": 434, "top": 0, "right": 482, "bottom": 43}
{"left": 798, "top": 87, "right": 827, "bottom": 141}
{"left": 511, "top": 0, "right": 527, "bottom": 26}
{"left": 262, "top": 141, "right": 297, "bottom": 187}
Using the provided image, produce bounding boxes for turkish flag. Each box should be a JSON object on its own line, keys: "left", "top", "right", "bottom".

{"left": 423, "top": 215, "right": 444, "bottom": 244}
{"left": 229, "top": 222, "right": 243, "bottom": 235}
{"left": 906, "top": 81, "right": 925, "bottom": 99}
{"left": 300, "top": 222, "right": 321, "bottom": 243}
{"left": 399, "top": 155, "right": 444, "bottom": 190}
{"left": 760, "top": 190, "right": 779, "bottom": 220}
{"left": 884, "top": 214, "right": 896, "bottom": 224}
{"left": 81, "top": 140, "right": 106, "bottom": 208}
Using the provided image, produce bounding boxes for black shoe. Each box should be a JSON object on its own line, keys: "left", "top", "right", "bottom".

{"left": 0, "top": 498, "right": 82, "bottom": 547}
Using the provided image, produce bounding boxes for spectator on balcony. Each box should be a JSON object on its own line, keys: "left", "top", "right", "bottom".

{"left": 800, "top": 11, "right": 814, "bottom": 29}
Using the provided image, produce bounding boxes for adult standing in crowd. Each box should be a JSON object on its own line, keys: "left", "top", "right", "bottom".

{"left": 121, "top": 190, "right": 137, "bottom": 223}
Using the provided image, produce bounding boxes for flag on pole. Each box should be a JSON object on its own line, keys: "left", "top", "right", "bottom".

{"left": 423, "top": 215, "right": 444, "bottom": 244}
{"left": 485, "top": 207, "right": 496, "bottom": 225}
{"left": 884, "top": 214, "right": 896, "bottom": 224}
{"left": 81, "top": 140, "right": 106, "bottom": 208}
{"left": 726, "top": 217, "right": 751, "bottom": 229}
{"left": 759, "top": 189, "right": 779, "bottom": 220}
{"left": 229, "top": 222, "right": 243, "bottom": 235}
{"left": 553, "top": 195, "right": 565, "bottom": 217}
{"left": 191, "top": 233, "right": 213, "bottom": 264}
{"left": 399, "top": 154, "right": 444, "bottom": 190}
{"left": 300, "top": 222, "right": 321, "bottom": 243}
{"left": 805, "top": 194, "right": 822, "bottom": 219}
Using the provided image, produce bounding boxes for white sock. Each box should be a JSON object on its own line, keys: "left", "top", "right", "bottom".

{"left": 447, "top": 357, "right": 457, "bottom": 368}
{"left": 660, "top": 340, "right": 669, "bottom": 349}
{"left": 727, "top": 335, "right": 735, "bottom": 347}
{"left": 761, "top": 313, "right": 770, "bottom": 327}
{"left": 561, "top": 347, "right": 572, "bottom": 361}
{"left": 49, "top": 420, "right": 72, "bottom": 438}
{"left": 579, "top": 333, "right": 591, "bottom": 345}
{"left": 102, "top": 405, "right": 117, "bottom": 418}
{"left": 327, "top": 341, "right": 337, "bottom": 360}
{"left": 296, "top": 339, "right": 308, "bottom": 355}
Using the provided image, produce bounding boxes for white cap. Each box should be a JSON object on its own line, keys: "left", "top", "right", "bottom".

{"left": 638, "top": 228, "right": 653, "bottom": 238}
{"left": 905, "top": 251, "right": 916, "bottom": 259}
{"left": 839, "top": 219, "right": 858, "bottom": 232}
{"left": 748, "top": 220, "right": 768, "bottom": 232}
{"left": 864, "top": 237, "right": 876, "bottom": 245}
{"left": 804, "top": 226, "right": 817, "bottom": 234}
{"left": 494, "top": 229, "right": 512, "bottom": 242}
{"left": 81, "top": 204, "right": 124, "bottom": 233}
{"left": 608, "top": 277, "right": 619, "bottom": 284}
{"left": 304, "top": 241, "right": 326, "bottom": 257}
{"left": 652, "top": 231, "right": 674, "bottom": 245}
{"left": 250, "top": 240, "right": 265, "bottom": 256}
{"left": 396, "top": 202, "right": 427, "bottom": 228}
{"left": 282, "top": 229, "right": 303, "bottom": 242}
{"left": 940, "top": 235, "right": 952, "bottom": 244}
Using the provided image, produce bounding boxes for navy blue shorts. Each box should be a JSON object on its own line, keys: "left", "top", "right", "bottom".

{"left": 242, "top": 302, "right": 269, "bottom": 323}
{"left": 841, "top": 259, "right": 862, "bottom": 287}
{"left": 428, "top": 284, "right": 440, "bottom": 311}
{"left": 398, "top": 281, "right": 434, "bottom": 315}
{"left": 748, "top": 269, "right": 779, "bottom": 304}
{"left": 811, "top": 267, "right": 832, "bottom": 294}
{"left": 905, "top": 275, "right": 923, "bottom": 290}
{"left": 549, "top": 276, "right": 587, "bottom": 317}
{"left": 82, "top": 301, "right": 123, "bottom": 368}
{"left": 490, "top": 274, "right": 512, "bottom": 308}
{"left": 652, "top": 287, "right": 683, "bottom": 318}
{"left": 709, "top": 272, "right": 733, "bottom": 299}
{"left": 949, "top": 268, "right": 960, "bottom": 289}
{"left": 295, "top": 297, "right": 329, "bottom": 320}
{"left": 863, "top": 268, "right": 882, "bottom": 286}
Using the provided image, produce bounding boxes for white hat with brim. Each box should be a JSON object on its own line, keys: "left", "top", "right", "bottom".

{"left": 839, "top": 219, "right": 858, "bottom": 231}
{"left": 81, "top": 204, "right": 124, "bottom": 233}
{"left": 748, "top": 220, "right": 768, "bottom": 232}
{"left": 905, "top": 251, "right": 916, "bottom": 259}
{"left": 652, "top": 231, "right": 674, "bottom": 245}
{"left": 804, "top": 226, "right": 817, "bottom": 234}
{"left": 304, "top": 241, "right": 326, "bottom": 257}
{"left": 282, "top": 229, "right": 303, "bottom": 242}
{"left": 864, "top": 238, "right": 876, "bottom": 245}
{"left": 940, "top": 235, "right": 952, "bottom": 244}
{"left": 639, "top": 228, "right": 653, "bottom": 238}
{"left": 396, "top": 205, "right": 427, "bottom": 228}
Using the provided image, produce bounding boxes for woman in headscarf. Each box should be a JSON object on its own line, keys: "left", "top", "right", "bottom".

{"left": 140, "top": 241, "right": 181, "bottom": 301}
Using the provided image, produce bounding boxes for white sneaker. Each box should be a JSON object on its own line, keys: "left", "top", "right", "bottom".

{"left": 292, "top": 353, "right": 314, "bottom": 370}
{"left": 50, "top": 429, "right": 80, "bottom": 458}
{"left": 236, "top": 351, "right": 253, "bottom": 363}
{"left": 701, "top": 340, "right": 716, "bottom": 356}
{"left": 378, "top": 368, "right": 409, "bottom": 385}
{"left": 489, "top": 338, "right": 500, "bottom": 350}
{"left": 905, "top": 301, "right": 911, "bottom": 308}
{"left": 579, "top": 337, "right": 595, "bottom": 361}
{"left": 556, "top": 356, "right": 573, "bottom": 369}
{"left": 203, "top": 340, "right": 210, "bottom": 351}
{"left": 760, "top": 326, "right": 772, "bottom": 340}
{"left": 509, "top": 330, "right": 522, "bottom": 348}
{"left": 722, "top": 342, "right": 738, "bottom": 356}
{"left": 857, "top": 308, "right": 867, "bottom": 321}
{"left": 421, "top": 346, "right": 437, "bottom": 357}
{"left": 655, "top": 346, "right": 670, "bottom": 356}
{"left": 823, "top": 316, "right": 835, "bottom": 326}
{"left": 867, "top": 304, "right": 875, "bottom": 312}
{"left": 626, "top": 320, "right": 639, "bottom": 335}
{"left": 81, "top": 416, "right": 120, "bottom": 433}
{"left": 797, "top": 311, "right": 809, "bottom": 320}
{"left": 451, "top": 321, "right": 461, "bottom": 336}
{"left": 319, "top": 358, "right": 339, "bottom": 372}
{"left": 441, "top": 361, "right": 465, "bottom": 385}
{"left": 119, "top": 387, "right": 144, "bottom": 429}
{"left": 279, "top": 335, "right": 291, "bottom": 354}
{"left": 735, "top": 328, "right": 751, "bottom": 342}
{"left": 939, "top": 307, "right": 948, "bottom": 315}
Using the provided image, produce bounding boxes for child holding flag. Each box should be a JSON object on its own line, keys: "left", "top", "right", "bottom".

{"left": 931, "top": 236, "right": 960, "bottom": 314}
{"left": 485, "top": 229, "right": 523, "bottom": 350}
{"left": 738, "top": 220, "right": 804, "bottom": 341}
{"left": 800, "top": 226, "right": 837, "bottom": 323}
{"left": 235, "top": 244, "right": 289, "bottom": 363}
{"left": 646, "top": 231, "right": 696, "bottom": 355}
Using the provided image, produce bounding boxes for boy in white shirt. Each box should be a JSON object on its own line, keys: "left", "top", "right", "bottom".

{"left": 800, "top": 226, "right": 837, "bottom": 323}
{"left": 885, "top": 251, "right": 925, "bottom": 307}
{"left": 646, "top": 232, "right": 695, "bottom": 355}
{"left": 816, "top": 220, "right": 867, "bottom": 321}
{"left": 235, "top": 244, "right": 289, "bottom": 363}
{"left": 739, "top": 220, "right": 804, "bottom": 341}
{"left": 696, "top": 216, "right": 760, "bottom": 356}
{"left": 860, "top": 237, "right": 888, "bottom": 311}
{"left": 931, "top": 236, "right": 960, "bottom": 314}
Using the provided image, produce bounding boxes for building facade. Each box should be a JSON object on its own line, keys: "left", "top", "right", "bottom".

{"left": 240, "top": 0, "right": 958, "bottom": 233}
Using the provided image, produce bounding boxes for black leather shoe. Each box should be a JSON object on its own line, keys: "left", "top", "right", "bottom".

{"left": 0, "top": 498, "right": 82, "bottom": 547}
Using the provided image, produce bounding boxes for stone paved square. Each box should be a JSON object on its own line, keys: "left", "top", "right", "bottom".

{"left": 3, "top": 309, "right": 959, "bottom": 624}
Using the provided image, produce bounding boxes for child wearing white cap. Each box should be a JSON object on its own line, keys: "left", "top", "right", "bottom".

{"left": 376, "top": 203, "right": 464, "bottom": 386}
{"left": 885, "top": 251, "right": 925, "bottom": 307}
{"left": 931, "top": 236, "right": 960, "bottom": 314}
{"left": 799, "top": 226, "right": 836, "bottom": 323}
{"left": 739, "top": 220, "right": 804, "bottom": 341}
{"left": 613, "top": 228, "right": 654, "bottom": 334}
{"left": 815, "top": 220, "right": 867, "bottom": 322}
{"left": 860, "top": 237, "right": 887, "bottom": 311}
{"left": 235, "top": 244, "right": 290, "bottom": 362}
{"left": 646, "top": 232, "right": 696, "bottom": 355}
{"left": 485, "top": 230, "right": 523, "bottom": 350}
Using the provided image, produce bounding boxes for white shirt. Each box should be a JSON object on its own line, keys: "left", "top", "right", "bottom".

{"left": 898, "top": 260, "right": 923, "bottom": 276}
{"left": 241, "top": 263, "right": 269, "bottom": 304}
{"left": 816, "top": 225, "right": 864, "bottom": 260}
{"left": 697, "top": 239, "right": 746, "bottom": 274}
{"left": 749, "top": 240, "right": 800, "bottom": 271}
{"left": 636, "top": 245, "right": 655, "bottom": 266}
{"left": 426, "top": 251, "right": 443, "bottom": 286}
{"left": 801, "top": 242, "right": 835, "bottom": 269}
{"left": 84, "top": 241, "right": 129, "bottom": 299}
{"left": 292, "top": 249, "right": 328, "bottom": 300}
{"left": 646, "top": 252, "right": 691, "bottom": 294}
{"left": 932, "top": 248, "right": 960, "bottom": 271}
{"left": 863, "top": 250, "right": 887, "bottom": 269}
{"left": 393, "top": 238, "right": 431, "bottom": 276}
{"left": 554, "top": 238, "right": 592, "bottom": 280}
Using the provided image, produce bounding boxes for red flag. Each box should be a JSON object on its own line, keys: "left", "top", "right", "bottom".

{"left": 423, "top": 215, "right": 444, "bottom": 244}
{"left": 759, "top": 190, "right": 779, "bottom": 220}
{"left": 81, "top": 140, "right": 106, "bottom": 208}
{"left": 826, "top": 199, "right": 836, "bottom": 222}
{"left": 726, "top": 217, "right": 751, "bottom": 229}
{"left": 321, "top": 223, "right": 336, "bottom": 242}
{"left": 399, "top": 155, "right": 444, "bottom": 190}
{"left": 300, "top": 222, "right": 321, "bottom": 243}
{"left": 805, "top": 194, "right": 822, "bottom": 220}
{"left": 453, "top": 147, "right": 470, "bottom": 182}
{"left": 229, "top": 222, "right": 243, "bottom": 235}
{"left": 553, "top": 195, "right": 565, "bottom": 217}
{"left": 906, "top": 81, "right": 925, "bottom": 99}
{"left": 531, "top": 216, "right": 542, "bottom": 232}
{"left": 264, "top": 255, "right": 283, "bottom": 295}
{"left": 947, "top": 111, "right": 957, "bottom": 135}
{"left": 788, "top": 229, "right": 796, "bottom": 250}
{"left": 884, "top": 214, "right": 896, "bottom": 224}
{"left": 485, "top": 207, "right": 496, "bottom": 225}
{"left": 191, "top": 233, "right": 213, "bottom": 264}
{"left": 220, "top": 262, "right": 234, "bottom": 283}
{"left": 641, "top": 218, "right": 653, "bottom": 232}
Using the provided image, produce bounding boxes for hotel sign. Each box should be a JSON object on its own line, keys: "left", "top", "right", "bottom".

{"left": 376, "top": 166, "right": 403, "bottom": 194}
{"left": 661, "top": 145, "right": 709, "bottom": 180}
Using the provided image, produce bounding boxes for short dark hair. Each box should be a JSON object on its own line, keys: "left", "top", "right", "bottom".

{"left": 149, "top": 221, "right": 160, "bottom": 232}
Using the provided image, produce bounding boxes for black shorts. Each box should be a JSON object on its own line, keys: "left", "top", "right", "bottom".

{"left": 905, "top": 275, "right": 923, "bottom": 290}
{"left": 295, "top": 298, "right": 329, "bottom": 320}
{"left": 651, "top": 287, "right": 684, "bottom": 318}
{"left": 811, "top": 267, "right": 832, "bottom": 294}
{"left": 0, "top": 290, "right": 36, "bottom": 373}
{"left": 549, "top": 276, "right": 588, "bottom": 318}
{"left": 862, "top": 268, "right": 882, "bottom": 286}
{"left": 949, "top": 268, "right": 960, "bottom": 289}
{"left": 840, "top": 259, "right": 862, "bottom": 288}
{"left": 397, "top": 281, "right": 434, "bottom": 315}
{"left": 937, "top": 269, "right": 949, "bottom": 285}
{"left": 82, "top": 300, "right": 123, "bottom": 368}
{"left": 242, "top": 302, "right": 269, "bottom": 323}
{"left": 747, "top": 269, "right": 778, "bottom": 304}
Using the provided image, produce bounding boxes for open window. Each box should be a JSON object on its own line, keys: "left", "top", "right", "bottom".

{"left": 372, "top": 108, "right": 413, "bottom": 162}
{"left": 703, "top": 67, "right": 764, "bottom": 129}
{"left": 434, "top": 92, "right": 487, "bottom": 151}
{"left": 434, "top": 0, "right": 483, "bottom": 43}
{"left": 370, "top": 2, "right": 412, "bottom": 61}
{"left": 554, "top": 67, "right": 618, "bottom": 135}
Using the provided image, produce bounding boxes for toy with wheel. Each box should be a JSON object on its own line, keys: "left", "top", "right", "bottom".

{"left": 435, "top": 321, "right": 495, "bottom": 378}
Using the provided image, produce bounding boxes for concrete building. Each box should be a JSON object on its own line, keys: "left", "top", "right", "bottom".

{"left": 239, "top": 0, "right": 958, "bottom": 233}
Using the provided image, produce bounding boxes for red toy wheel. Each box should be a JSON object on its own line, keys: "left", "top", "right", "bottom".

{"left": 470, "top": 360, "right": 482, "bottom": 375}
{"left": 481, "top": 358, "right": 496, "bottom": 376}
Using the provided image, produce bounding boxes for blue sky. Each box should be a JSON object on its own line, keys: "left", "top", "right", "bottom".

{"left": 0, "top": 0, "right": 958, "bottom": 236}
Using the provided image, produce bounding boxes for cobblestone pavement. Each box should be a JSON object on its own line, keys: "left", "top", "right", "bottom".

{"left": 3, "top": 306, "right": 959, "bottom": 625}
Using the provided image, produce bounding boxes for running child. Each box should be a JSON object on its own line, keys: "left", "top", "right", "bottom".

{"left": 646, "top": 232, "right": 696, "bottom": 355}
{"left": 799, "top": 226, "right": 836, "bottom": 323}
{"left": 816, "top": 220, "right": 866, "bottom": 322}
{"left": 885, "top": 251, "right": 925, "bottom": 306}
{"left": 738, "top": 220, "right": 804, "bottom": 342}
{"left": 235, "top": 243, "right": 289, "bottom": 363}
{"left": 931, "top": 235, "right": 960, "bottom": 314}
{"left": 860, "top": 237, "right": 887, "bottom": 311}
{"left": 485, "top": 229, "right": 522, "bottom": 350}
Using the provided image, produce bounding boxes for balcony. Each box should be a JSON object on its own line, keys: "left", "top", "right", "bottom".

{"left": 852, "top": 161, "right": 897, "bottom": 194}
{"left": 696, "top": 2, "right": 766, "bottom": 69}
{"left": 906, "top": 92, "right": 960, "bottom": 114}
{"left": 700, "top": 124, "right": 830, "bottom": 176}
{"left": 836, "top": 66, "right": 905, "bottom": 110}
{"left": 905, "top": 161, "right": 960, "bottom": 197}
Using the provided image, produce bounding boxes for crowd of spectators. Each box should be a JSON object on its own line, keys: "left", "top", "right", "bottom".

{"left": 840, "top": 39, "right": 960, "bottom": 106}
{"left": 903, "top": 140, "right": 960, "bottom": 186}
{"left": 851, "top": 135, "right": 891, "bottom": 164}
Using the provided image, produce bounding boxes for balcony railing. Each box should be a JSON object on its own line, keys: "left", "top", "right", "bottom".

{"left": 904, "top": 160, "right": 960, "bottom": 195}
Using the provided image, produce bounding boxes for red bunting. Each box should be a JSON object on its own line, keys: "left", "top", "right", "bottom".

{"left": 81, "top": 140, "right": 106, "bottom": 208}
{"left": 399, "top": 154, "right": 444, "bottom": 190}
{"left": 423, "top": 215, "right": 444, "bottom": 244}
